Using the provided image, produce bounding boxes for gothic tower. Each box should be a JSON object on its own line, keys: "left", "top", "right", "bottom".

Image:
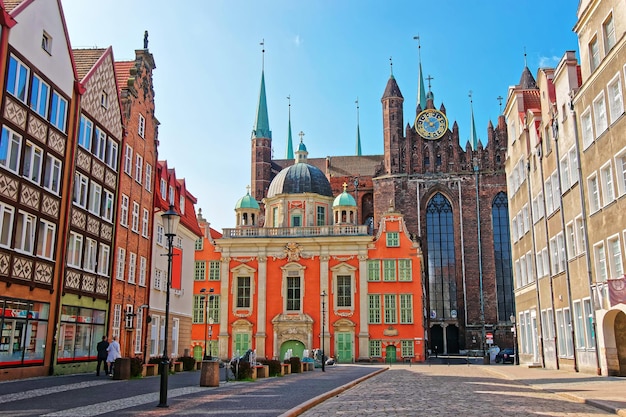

{"left": 251, "top": 67, "right": 272, "bottom": 200}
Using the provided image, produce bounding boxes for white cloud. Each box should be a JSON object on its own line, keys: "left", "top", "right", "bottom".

{"left": 538, "top": 55, "right": 560, "bottom": 68}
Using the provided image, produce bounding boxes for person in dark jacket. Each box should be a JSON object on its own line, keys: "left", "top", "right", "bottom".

{"left": 96, "top": 336, "right": 109, "bottom": 376}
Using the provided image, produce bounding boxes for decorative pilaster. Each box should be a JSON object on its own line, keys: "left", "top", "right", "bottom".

{"left": 357, "top": 253, "right": 370, "bottom": 360}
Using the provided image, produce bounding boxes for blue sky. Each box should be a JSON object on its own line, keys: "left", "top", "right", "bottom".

{"left": 61, "top": 0, "right": 579, "bottom": 230}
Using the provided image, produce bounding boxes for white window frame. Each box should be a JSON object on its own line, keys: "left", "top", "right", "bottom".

{"left": 131, "top": 202, "right": 140, "bottom": 233}
{"left": 135, "top": 154, "right": 143, "bottom": 184}
{"left": 593, "top": 91, "right": 608, "bottom": 137}
{"left": 102, "top": 190, "right": 114, "bottom": 222}
{"left": 138, "top": 114, "right": 145, "bottom": 138}
{"left": 49, "top": 90, "right": 67, "bottom": 132}
{"left": 607, "top": 234, "right": 624, "bottom": 279}
{"left": 587, "top": 172, "right": 601, "bottom": 214}
{"left": 22, "top": 141, "right": 44, "bottom": 184}
{"left": 615, "top": 146, "right": 626, "bottom": 197}
{"left": 36, "top": 219, "right": 55, "bottom": 259}
{"left": 603, "top": 13, "right": 616, "bottom": 52}
{"left": 83, "top": 238, "right": 97, "bottom": 272}
{"left": 73, "top": 172, "right": 89, "bottom": 209}
{"left": 142, "top": 208, "right": 149, "bottom": 238}
{"left": 156, "top": 223, "right": 164, "bottom": 246}
{"left": 30, "top": 73, "right": 49, "bottom": 118}
{"left": 600, "top": 161, "right": 615, "bottom": 206}
{"left": 94, "top": 127, "right": 106, "bottom": 161}
{"left": 569, "top": 147, "right": 579, "bottom": 185}
{"left": 116, "top": 247, "right": 126, "bottom": 281}
{"left": 124, "top": 145, "right": 132, "bottom": 175}
{"left": 106, "top": 137, "right": 118, "bottom": 171}
{"left": 0, "top": 126, "right": 22, "bottom": 174}
{"left": 139, "top": 256, "right": 147, "bottom": 286}
{"left": 581, "top": 108, "right": 594, "bottom": 149}
{"left": 7, "top": 54, "right": 29, "bottom": 103}
{"left": 607, "top": 73, "right": 624, "bottom": 124}
{"left": 128, "top": 252, "right": 137, "bottom": 284}
{"left": 88, "top": 181, "right": 102, "bottom": 216}
{"left": 98, "top": 244, "right": 110, "bottom": 276}
{"left": 120, "top": 194, "right": 129, "bottom": 227}
{"left": 78, "top": 115, "right": 93, "bottom": 151}
{"left": 594, "top": 241, "right": 608, "bottom": 282}
{"left": 160, "top": 178, "right": 167, "bottom": 201}
{"left": 43, "top": 154, "right": 62, "bottom": 195}
{"left": 145, "top": 163, "right": 152, "bottom": 192}
{"left": 67, "top": 231, "right": 83, "bottom": 268}
{"left": 589, "top": 36, "right": 600, "bottom": 72}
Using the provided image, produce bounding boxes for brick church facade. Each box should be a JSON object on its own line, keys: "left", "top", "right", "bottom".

{"left": 251, "top": 57, "right": 514, "bottom": 354}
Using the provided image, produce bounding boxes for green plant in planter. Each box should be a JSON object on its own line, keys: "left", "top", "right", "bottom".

{"left": 130, "top": 356, "right": 144, "bottom": 378}
{"left": 288, "top": 356, "right": 301, "bottom": 373}
{"left": 177, "top": 356, "right": 196, "bottom": 371}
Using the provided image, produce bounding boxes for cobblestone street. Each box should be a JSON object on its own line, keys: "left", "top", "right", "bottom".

{"left": 299, "top": 365, "right": 615, "bottom": 417}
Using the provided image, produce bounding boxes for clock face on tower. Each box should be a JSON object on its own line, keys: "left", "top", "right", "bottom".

{"left": 415, "top": 109, "right": 448, "bottom": 140}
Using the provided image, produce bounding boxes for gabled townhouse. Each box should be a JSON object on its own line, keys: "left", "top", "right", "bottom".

{"left": 191, "top": 209, "right": 222, "bottom": 361}
{"left": 55, "top": 47, "right": 123, "bottom": 375}
{"left": 0, "top": 0, "right": 81, "bottom": 380}
{"left": 148, "top": 161, "right": 201, "bottom": 360}
{"left": 111, "top": 40, "right": 158, "bottom": 360}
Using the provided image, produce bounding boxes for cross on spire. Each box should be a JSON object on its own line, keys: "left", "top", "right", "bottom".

{"left": 426, "top": 74, "right": 434, "bottom": 91}
{"left": 389, "top": 56, "right": 393, "bottom": 75}
{"left": 260, "top": 39, "right": 265, "bottom": 70}
{"left": 298, "top": 131, "right": 305, "bottom": 143}
{"left": 246, "top": 185, "right": 251, "bottom": 195}
{"left": 497, "top": 96, "right": 504, "bottom": 114}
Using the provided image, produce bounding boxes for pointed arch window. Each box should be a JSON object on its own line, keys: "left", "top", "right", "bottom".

{"left": 426, "top": 193, "right": 457, "bottom": 320}
{"left": 492, "top": 192, "right": 514, "bottom": 321}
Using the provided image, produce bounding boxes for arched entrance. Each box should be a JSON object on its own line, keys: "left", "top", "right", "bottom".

{"left": 446, "top": 325, "right": 460, "bottom": 353}
{"left": 615, "top": 311, "right": 626, "bottom": 376}
{"left": 280, "top": 340, "right": 305, "bottom": 361}
{"left": 430, "top": 324, "right": 443, "bottom": 354}
{"left": 193, "top": 345, "right": 202, "bottom": 361}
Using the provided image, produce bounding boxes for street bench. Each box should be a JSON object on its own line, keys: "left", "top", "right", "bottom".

{"left": 252, "top": 365, "right": 269, "bottom": 379}
{"left": 280, "top": 363, "right": 291, "bottom": 375}
{"left": 302, "top": 362, "right": 314, "bottom": 372}
{"left": 173, "top": 361, "right": 183, "bottom": 372}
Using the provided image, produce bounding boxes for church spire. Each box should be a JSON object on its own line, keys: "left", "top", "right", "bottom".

{"left": 252, "top": 40, "right": 271, "bottom": 139}
{"left": 286, "top": 96, "right": 294, "bottom": 159}
{"left": 355, "top": 98, "right": 362, "bottom": 156}
{"left": 414, "top": 35, "right": 426, "bottom": 111}
{"left": 469, "top": 90, "right": 479, "bottom": 151}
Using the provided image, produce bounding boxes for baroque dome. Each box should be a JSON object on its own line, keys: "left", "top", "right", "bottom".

{"left": 267, "top": 163, "right": 332, "bottom": 198}
{"left": 333, "top": 189, "right": 356, "bottom": 207}
{"left": 235, "top": 191, "right": 259, "bottom": 210}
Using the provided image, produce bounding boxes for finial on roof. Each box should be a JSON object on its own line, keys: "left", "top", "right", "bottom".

{"left": 143, "top": 31, "right": 149, "bottom": 49}
{"left": 497, "top": 95, "right": 503, "bottom": 114}
{"left": 355, "top": 98, "right": 362, "bottom": 156}
{"left": 246, "top": 185, "right": 251, "bottom": 195}
{"left": 469, "top": 90, "right": 478, "bottom": 151}
{"left": 523, "top": 46, "right": 527, "bottom": 67}
{"left": 298, "top": 130, "right": 305, "bottom": 143}
{"left": 389, "top": 56, "right": 393, "bottom": 76}
{"left": 342, "top": 182, "right": 348, "bottom": 192}
{"left": 426, "top": 74, "right": 434, "bottom": 92}
{"left": 286, "top": 95, "right": 294, "bottom": 159}
{"left": 414, "top": 35, "right": 427, "bottom": 111}
{"left": 260, "top": 39, "right": 265, "bottom": 71}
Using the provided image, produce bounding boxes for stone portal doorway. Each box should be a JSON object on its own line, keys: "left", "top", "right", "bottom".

{"left": 615, "top": 311, "right": 626, "bottom": 376}
{"left": 280, "top": 340, "right": 305, "bottom": 361}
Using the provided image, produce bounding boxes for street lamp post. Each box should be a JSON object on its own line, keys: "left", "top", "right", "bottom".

{"left": 321, "top": 290, "right": 327, "bottom": 372}
{"left": 208, "top": 317, "right": 214, "bottom": 360}
{"left": 200, "top": 288, "right": 214, "bottom": 360}
{"left": 157, "top": 205, "right": 180, "bottom": 408}
{"left": 510, "top": 314, "right": 518, "bottom": 365}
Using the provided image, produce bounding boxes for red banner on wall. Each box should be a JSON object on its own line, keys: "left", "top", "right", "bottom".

{"left": 608, "top": 276, "right": 626, "bottom": 307}
{"left": 171, "top": 247, "right": 182, "bottom": 290}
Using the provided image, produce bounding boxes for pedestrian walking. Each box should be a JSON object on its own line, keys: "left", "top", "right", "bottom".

{"left": 106, "top": 336, "right": 121, "bottom": 376}
{"left": 96, "top": 336, "right": 109, "bottom": 376}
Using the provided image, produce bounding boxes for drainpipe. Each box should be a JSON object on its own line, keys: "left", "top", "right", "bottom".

{"left": 526, "top": 158, "right": 546, "bottom": 368}
{"left": 553, "top": 116, "right": 579, "bottom": 372}
{"left": 537, "top": 140, "right": 560, "bottom": 368}
{"left": 569, "top": 98, "right": 601, "bottom": 375}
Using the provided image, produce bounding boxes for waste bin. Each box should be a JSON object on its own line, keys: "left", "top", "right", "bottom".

{"left": 113, "top": 357, "right": 131, "bottom": 380}
{"left": 200, "top": 360, "right": 219, "bottom": 387}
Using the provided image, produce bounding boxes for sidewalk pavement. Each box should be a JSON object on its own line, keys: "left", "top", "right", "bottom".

{"left": 474, "top": 364, "right": 626, "bottom": 416}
